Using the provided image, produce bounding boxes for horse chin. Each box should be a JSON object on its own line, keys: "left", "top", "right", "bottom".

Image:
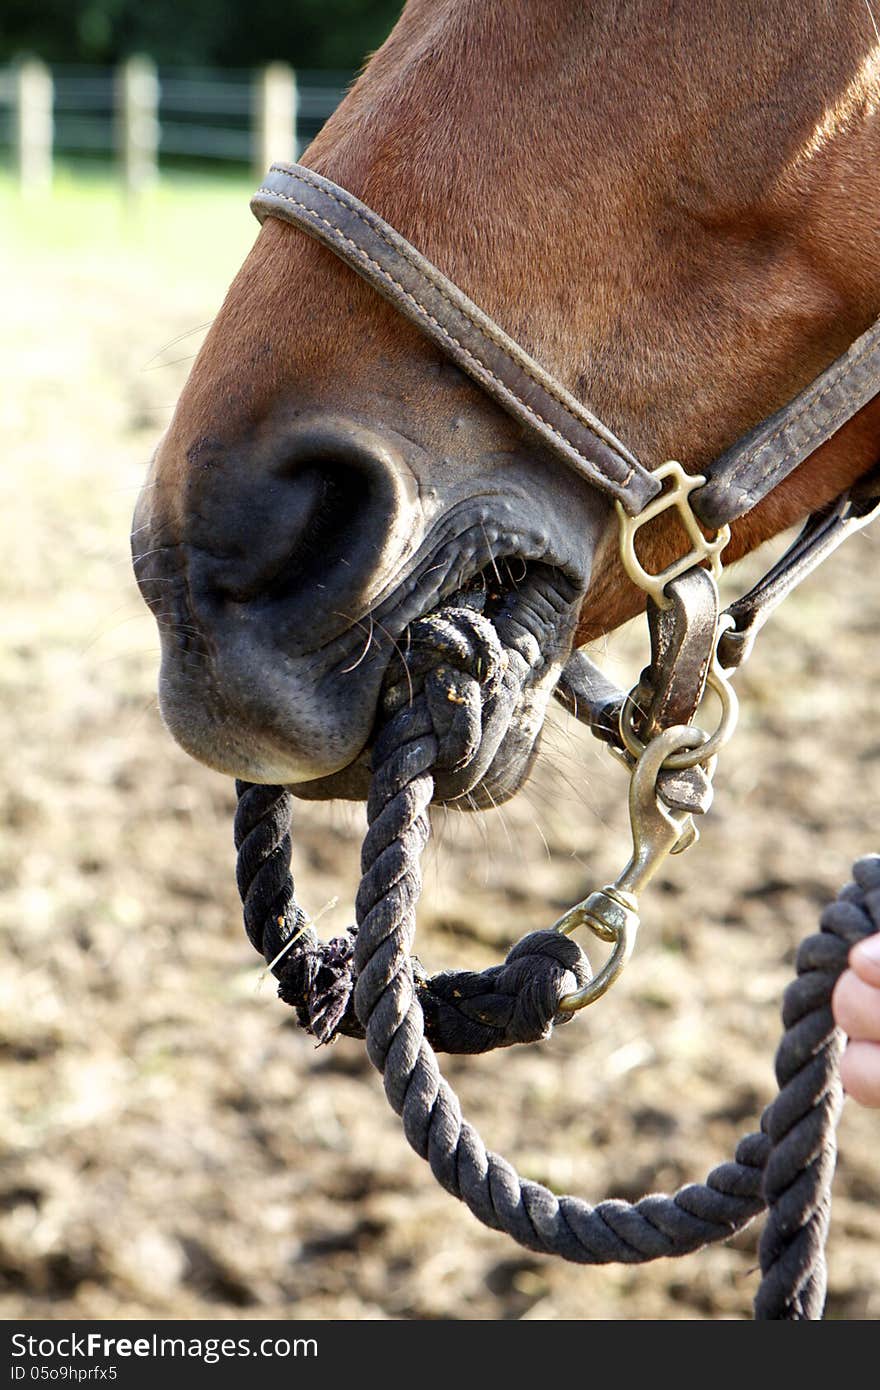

{"left": 288, "top": 703, "right": 545, "bottom": 809}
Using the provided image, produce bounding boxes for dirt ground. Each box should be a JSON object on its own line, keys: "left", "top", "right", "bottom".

{"left": 1, "top": 172, "right": 879, "bottom": 1323}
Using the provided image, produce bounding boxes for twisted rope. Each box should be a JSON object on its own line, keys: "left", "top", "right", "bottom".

{"left": 234, "top": 779, "right": 590, "bottom": 1053}
{"left": 754, "top": 860, "right": 880, "bottom": 1317}
{"left": 233, "top": 606, "right": 880, "bottom": 1318}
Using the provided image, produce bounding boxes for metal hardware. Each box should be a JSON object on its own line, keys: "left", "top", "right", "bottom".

{"left": 551, "top": 483, "right": 739, "bottom": 1011}
{"left": 619, "top": 650, "right": 739, "bottom": 769}
{"left": 630, "top": 568, "right": 720, "bottom": 748}
{"left": 553, "top": 725, "right": 706, "bottom": 1010}
{"left": 616, "top": 460, "right": 730, "bottom": 608}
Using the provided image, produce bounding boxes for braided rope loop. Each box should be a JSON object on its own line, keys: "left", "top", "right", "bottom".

{"left": 233, "top": 607, "right": 880, "bottom": 1317}
{"left": 353, "top": 690, "right": 771, "bottom": 1265}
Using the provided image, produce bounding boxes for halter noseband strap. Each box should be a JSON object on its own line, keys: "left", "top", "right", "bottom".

{"left": 251, "top": 161, "right": 880, "bottom": 533}
{"left": 251, "top": 163, "right": 660, "bottom": 516}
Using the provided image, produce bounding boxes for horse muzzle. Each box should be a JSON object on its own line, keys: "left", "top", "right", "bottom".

{"left": 132, "top": 416, "right": 422, "bottom": 783}
{"left": 133, "top": 413, "right": 598, "bottom": 797}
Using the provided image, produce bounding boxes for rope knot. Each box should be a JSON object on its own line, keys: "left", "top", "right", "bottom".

{"left": 275, "top": 927, "right": 361, "bottom": 1045}
{"left": 380, "top": 607, "right": 508, "bottom": 773}
{"left": 416, "top": 929, "right": 591, "bottom": 1053}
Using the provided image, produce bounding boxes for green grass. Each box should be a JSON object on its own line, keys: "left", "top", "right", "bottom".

{"left": 0, "top": 164, "right": 258, "bottom": 287}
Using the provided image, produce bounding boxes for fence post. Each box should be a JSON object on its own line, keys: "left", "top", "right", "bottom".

{"left": 116, "top": 55, "right": 159, "bottom": 197}
{"left": 253, "top": 63, "right": 297, "bottom": 177}
{"left": 14, "top": 57, "right": 53, "bottom": 193}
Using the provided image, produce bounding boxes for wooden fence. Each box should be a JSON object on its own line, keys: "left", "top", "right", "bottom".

{"left": 0, "top": 57, "right": 347, "bottom": 192}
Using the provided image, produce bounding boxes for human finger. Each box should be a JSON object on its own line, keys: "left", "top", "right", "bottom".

{"left": 839, "top": 1040, "right": 880, "bottom": 1108}
{"left": 832, "top": 969, "right": 880, "bottom": 1042}
{"left": 847, "top": 934, "right": 880, "bottom": 989}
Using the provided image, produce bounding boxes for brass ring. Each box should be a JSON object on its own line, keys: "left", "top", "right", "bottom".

{"left": 619, "top": 667, "right": 739, "bottom": 770}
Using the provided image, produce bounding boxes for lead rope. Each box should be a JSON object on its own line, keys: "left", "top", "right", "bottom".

{"left": 233, "top": 604, "right": 880, "bottom": 1320}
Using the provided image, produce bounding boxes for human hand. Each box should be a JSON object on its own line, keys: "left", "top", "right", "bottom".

{"left": 832, "top": 935, "right": 880, "bottom": 1107}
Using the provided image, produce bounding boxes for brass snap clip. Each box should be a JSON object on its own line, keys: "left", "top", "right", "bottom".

{"left": 553, "top": 724, "right": 706, "bottom": 1011}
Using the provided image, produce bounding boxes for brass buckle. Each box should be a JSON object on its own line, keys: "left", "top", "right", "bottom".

{"left": 616, "top": 460, "right": 729, "bottom": 608}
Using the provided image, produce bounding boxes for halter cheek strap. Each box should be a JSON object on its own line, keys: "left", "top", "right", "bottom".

{"left": 693, "top": 314, "right": 880, "bottom": 529}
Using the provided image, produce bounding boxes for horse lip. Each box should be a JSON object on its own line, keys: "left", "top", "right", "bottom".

{"left": 288, "top": 547, "right": 583, "bottom": 803}
{"left": 157, "top": 647, "right": 389, "bottom": 786}
{"left": 368, "top": 502, "right": 584, "bottom": 640}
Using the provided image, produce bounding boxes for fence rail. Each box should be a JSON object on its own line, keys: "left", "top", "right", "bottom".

{"left": 0, "top": 57, "right": 349, "bottom": 192}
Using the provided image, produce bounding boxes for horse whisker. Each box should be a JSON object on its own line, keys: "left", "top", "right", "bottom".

{"left": 340, "top": 614, "right": 375, "bottom": 673}
{"left": 140, "top": 321, "right": 213, "bottom": 369}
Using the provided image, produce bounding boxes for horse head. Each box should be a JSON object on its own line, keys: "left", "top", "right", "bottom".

{"left": 133, "top": 0, "right": 880, "bottom": 806}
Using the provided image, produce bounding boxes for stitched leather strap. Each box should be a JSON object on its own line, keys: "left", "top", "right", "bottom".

{"left": 717, "top": 481, "right": 880, "bottom": 669}
{"left": 250, "top": 162, "right": 880, "bottom": 535}
{"left": 251, "top": 162, "right": 661, "bottom": 516}
{"left": 694, "top": 314, "right": 880, "bottom": 529}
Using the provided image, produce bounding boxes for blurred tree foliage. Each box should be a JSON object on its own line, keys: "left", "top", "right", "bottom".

{"left": 0, "top": 0, "right": 404, "bottom": 68}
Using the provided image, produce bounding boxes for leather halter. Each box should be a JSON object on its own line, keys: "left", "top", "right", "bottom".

{"left": 252, "top": 162, "right": 880, "bottom": 536}
{"left": 251, "top": 162, "right": 880, "bottom": 739}
{"left": 251, "top": 163, "right": 658, "bottom": 515}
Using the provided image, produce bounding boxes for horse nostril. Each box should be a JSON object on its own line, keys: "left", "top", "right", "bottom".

{"left": 192, "top": 419, "right": 417, "bottom": 638}
{"left": 256, "top": 460, "right": 373, "bottom": 601}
